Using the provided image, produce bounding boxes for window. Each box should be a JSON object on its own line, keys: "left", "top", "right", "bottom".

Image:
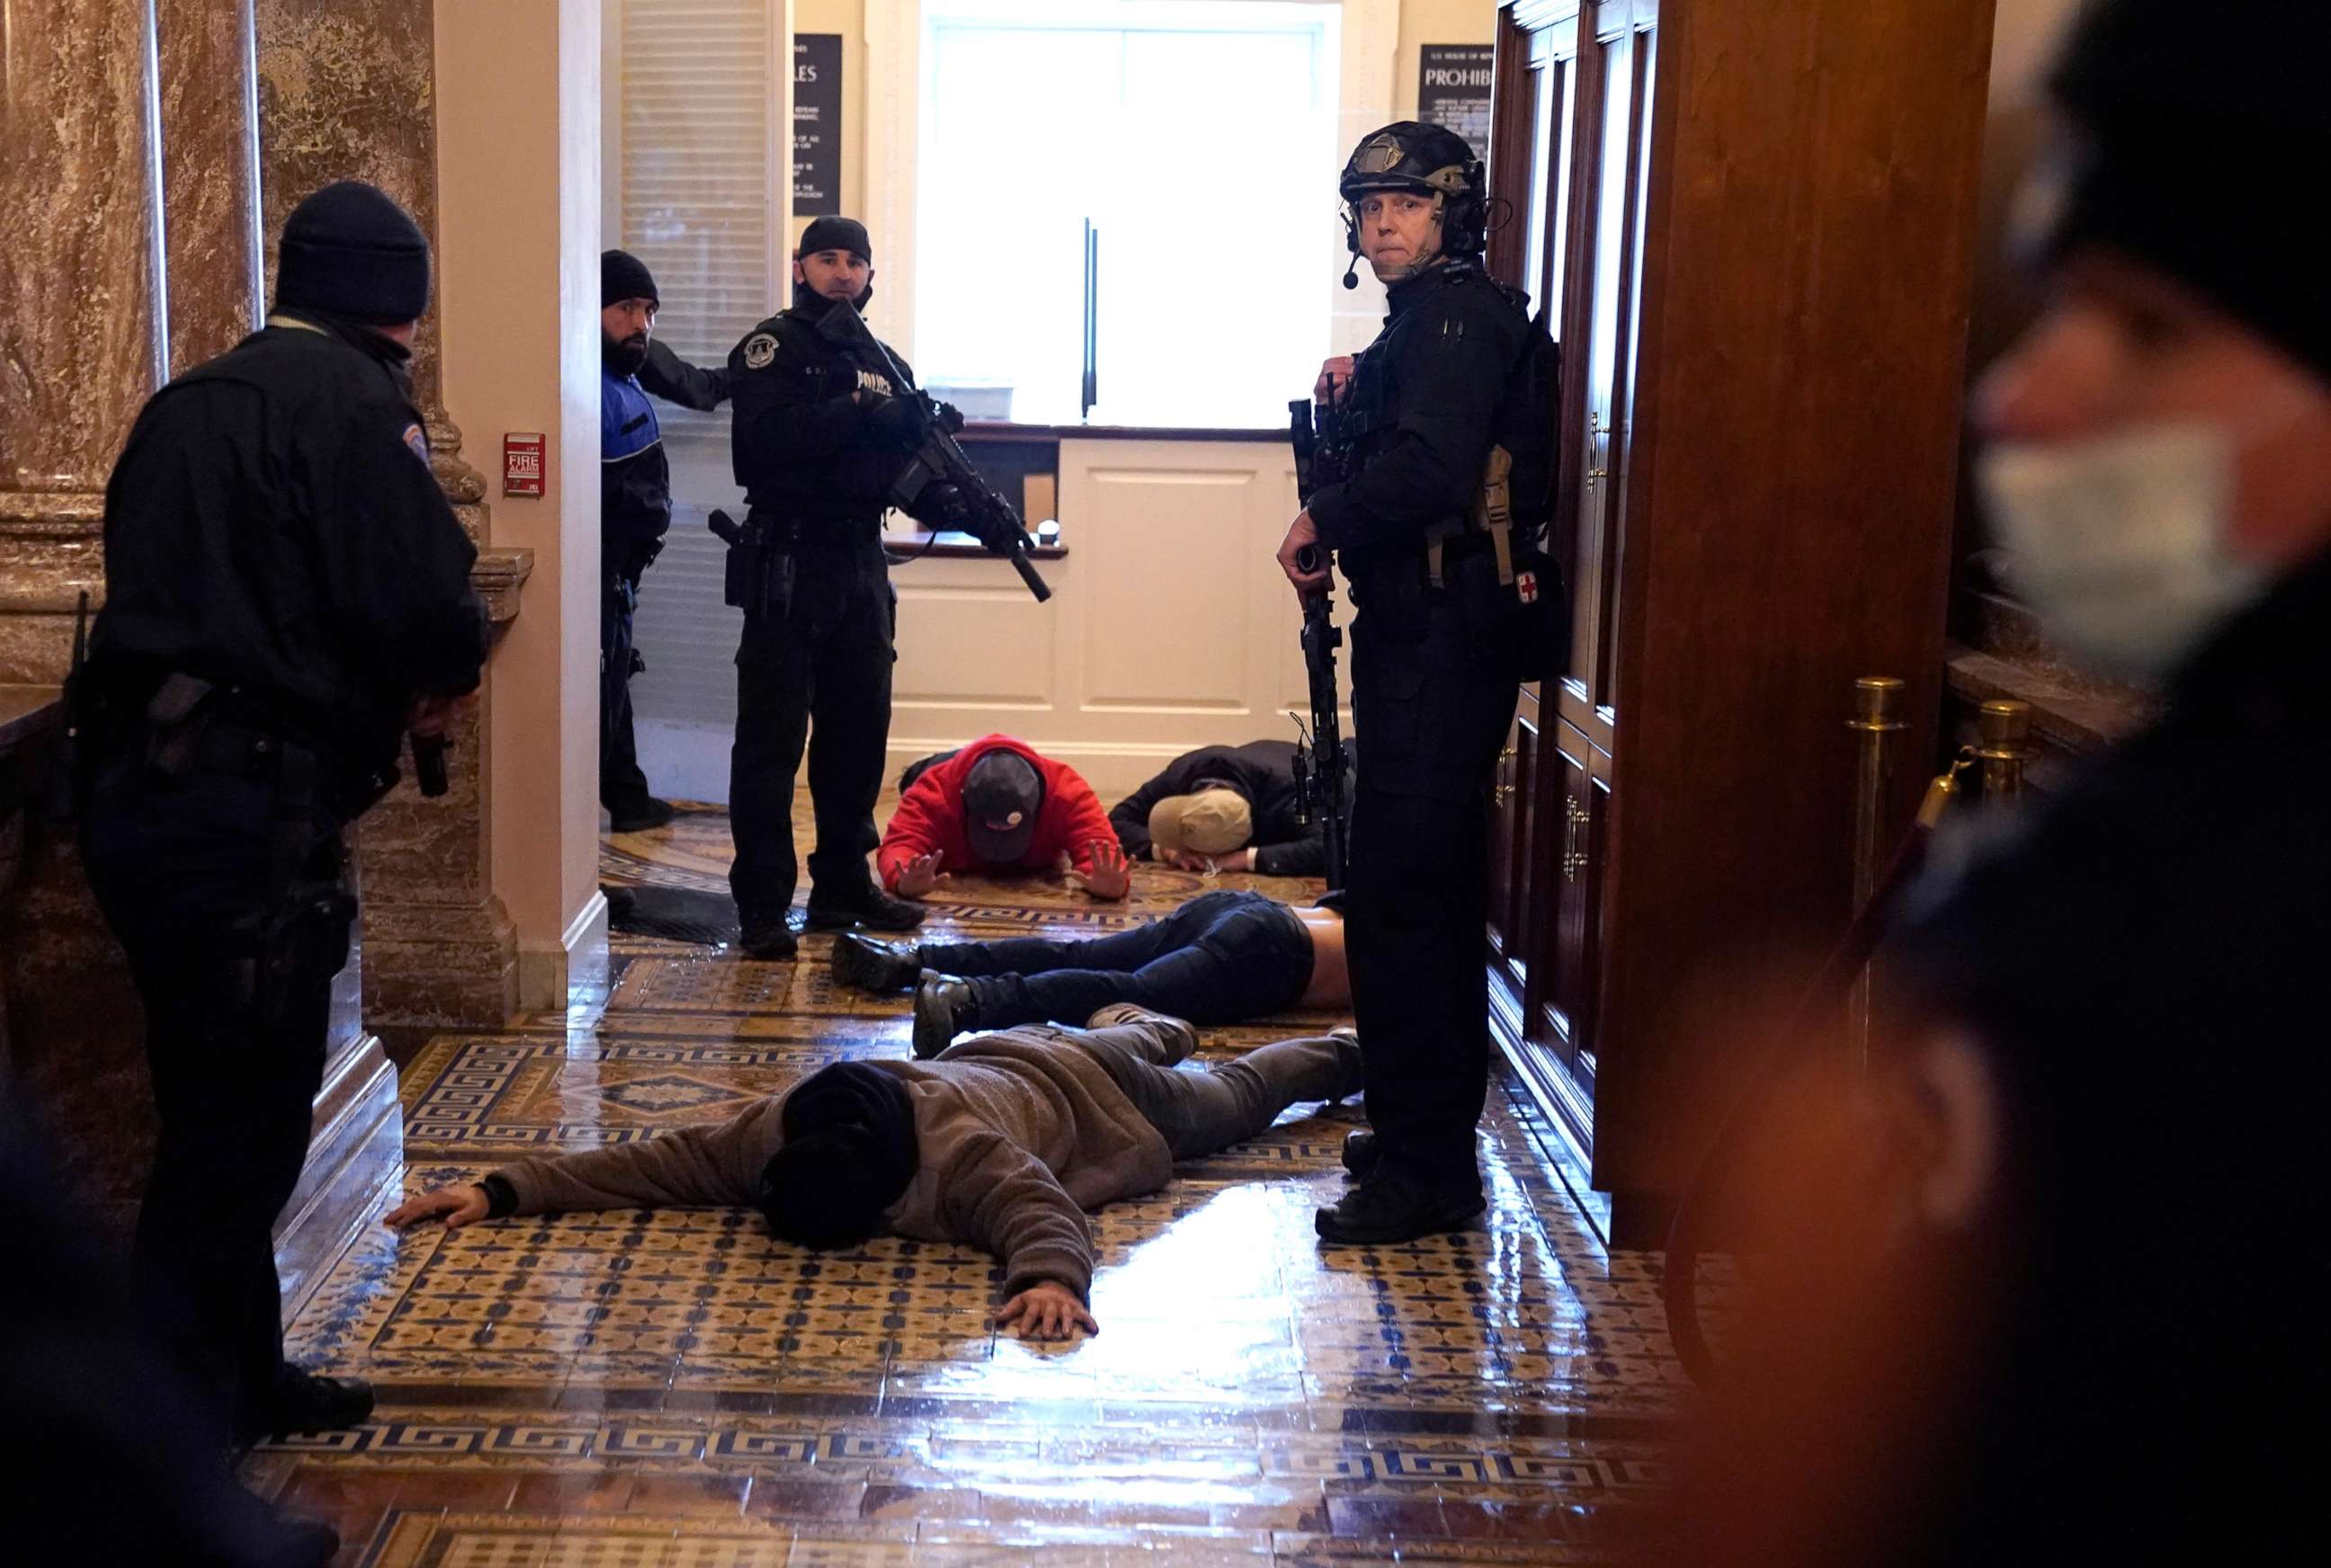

{"left": 608, "top": 0, "right": 785, "bottom": 735}
{"left": 915, "top": 0, "right": 1342, "bottom": 429}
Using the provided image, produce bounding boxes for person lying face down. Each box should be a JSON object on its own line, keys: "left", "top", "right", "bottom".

{"left": 880, "top": 735, "right": 1134, "bottom": 903}
{"left": 386, "top": 1009, "right": 1360, "bottom": 1341}
{"left": 831, "top": 889, "right": 1350, "bottom": 1060}
{"left": 1107, "top": 739, "right": 1357, "bottom": 878}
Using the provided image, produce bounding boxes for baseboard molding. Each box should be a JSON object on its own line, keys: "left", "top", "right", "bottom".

{"left": 518, "top": 889, "right": 610, "bottom": 1016}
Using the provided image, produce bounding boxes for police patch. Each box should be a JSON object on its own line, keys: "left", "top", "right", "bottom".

{"left": 401, "top": 423, "right": 430, "bottom": 464}
{"left": 743, "top": 332, "right": 780, "bottom": 370}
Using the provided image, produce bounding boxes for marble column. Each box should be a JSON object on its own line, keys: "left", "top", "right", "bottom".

{"left": 258, "top": 0, "right": 530, "bottom": 1030}
{"left": 0, "top": 0, "right": 171, "bottom": 1230}
{"left": 0, "top": 3, "right": 427, "bottom": 1312}
{"left": 0, "top": 0, "right": 165, "bottom": 684}
{"left": 157, "top": 0, "right": 268, "bottom": 372}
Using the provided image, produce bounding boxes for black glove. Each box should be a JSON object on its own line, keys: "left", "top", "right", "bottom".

{"left": 933, "top": 399, "right": 966, "bottom": 434}
{"left": 863, "top": 394, "right": 925, "bottom": 447}
{"left": 915, "top": 483, "right": 970, "bottom": 531}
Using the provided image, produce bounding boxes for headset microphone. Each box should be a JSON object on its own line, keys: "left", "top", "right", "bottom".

{"left": 1342, "top": 258, "right": 1359, "bottom": 290}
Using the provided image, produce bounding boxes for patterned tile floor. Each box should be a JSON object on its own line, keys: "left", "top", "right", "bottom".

{"left": 250, "top": 801, "right": 1686, "bottom": 1564}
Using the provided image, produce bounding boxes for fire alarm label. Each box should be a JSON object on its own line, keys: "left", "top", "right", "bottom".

{"left": 503, "top": 432, "right": 547, "bottom": 497}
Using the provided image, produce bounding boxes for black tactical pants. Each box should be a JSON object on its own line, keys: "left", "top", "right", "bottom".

{"left": 600, "top": 568, "right": 652, "bottom": 815}
{"left": 1342, "top": 551, "right": 1520, "bottom": 1198}
{"left": 79, "top": 746, "right": 354, "bottom": 1449}
{"left": 728, "top": 539, "right": 895, "bottom": 922}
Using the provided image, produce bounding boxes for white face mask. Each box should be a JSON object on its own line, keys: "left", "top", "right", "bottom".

{"left": 1978, "top": 425, "right": 2265, "bottom": 682}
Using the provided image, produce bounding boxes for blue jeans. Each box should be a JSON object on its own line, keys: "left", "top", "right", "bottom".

{"left": 924, "top": 889, "right": 1314, "bottom": 1030}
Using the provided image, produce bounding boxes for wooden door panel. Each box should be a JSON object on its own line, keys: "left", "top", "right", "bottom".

{"left": 1487, "top": 687, "right": 1541, "bottom": 989}
{"left": 1540, "top": 719, "right": 1602, "bottom": 1091}
{"left": 1563, "top": 23, "right": 1634, "bottom": 729}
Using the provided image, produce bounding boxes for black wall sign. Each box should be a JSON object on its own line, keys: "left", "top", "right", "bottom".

{"left": 793, "top": 34, "right": 842, "bottom": 217}
{"left": 1417, "top": 44, "right": 1495, "bottom": 163}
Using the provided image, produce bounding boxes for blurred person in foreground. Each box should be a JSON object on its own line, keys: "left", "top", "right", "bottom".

{"left": 1664, "top": 3, "right": 2330, "bottom": 1563}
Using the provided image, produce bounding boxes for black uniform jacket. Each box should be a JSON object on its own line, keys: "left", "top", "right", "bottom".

{"left": 1887, "top": 547, "right": 2331, "bottom": 1552}
{"left": 92, "top": 318, "right": 487, "bottom": 778}
{"left": 727, "top": 290, "right": 918, "bottom": 526}
{"left": 1305, "top": 263, "right": 1531, "bottom": 565}
{"left": 1109, "top": 740, "right": 1354, "bottom": 878}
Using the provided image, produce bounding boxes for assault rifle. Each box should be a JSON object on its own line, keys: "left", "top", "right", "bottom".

{"left": 816, "top": 304, "right": 1052, "bottom": 603}
{"left": 1285, "top": 396, "right": 1353, "bottom": 889}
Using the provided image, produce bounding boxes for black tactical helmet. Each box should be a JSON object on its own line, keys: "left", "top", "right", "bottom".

{"left": 1337, "top": 120, "right": 1488, "bottom": 259}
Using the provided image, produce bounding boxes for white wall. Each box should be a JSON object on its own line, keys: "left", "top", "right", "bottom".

{"left": 440, "top": 0, "right": 607, "bottom": 1008}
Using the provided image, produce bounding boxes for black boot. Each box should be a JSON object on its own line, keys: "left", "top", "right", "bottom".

{"left": 246, "top": 1368, "right": 373, "bottom": 1442}
{"left": 607, "top": 797, "right": 676, "bottom": 833}
{"left": 831, "top": 932, "right": 926, "bottom": 993}
{"left": 912, "top": 971, "right": 978, "bottom": 1060}
{"left": 1314, "top": 1168, "right": 1484, "bottom": 1246}
{"left": 804, "top": 881, "right": 926, "bottom": 932}
{"left": 739, "top": 912, "right": 799, "bottom": 960}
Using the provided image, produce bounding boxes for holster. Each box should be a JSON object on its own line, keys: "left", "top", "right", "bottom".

{"left": 721, "top": 517, "right": 797, "bottom": 621}
{"left": 244, "top": 739, "right": 355, "bottom": 1036}
{"left": 143, "top": 673, "right": 217, "bottom": 782}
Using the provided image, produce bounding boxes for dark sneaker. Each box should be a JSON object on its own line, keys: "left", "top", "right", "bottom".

{"left": 912, "top": 971, "right": 977, "bottom": 1059}
{"left": 804, "top": 883, "right": 927, "bottom": 932}
{"left": 739, "top": 913, "right": 799, "bottom": 960}
{"left": 831, "top": 932, "right": 926, "bottom": 993}
{"left": 266, "top": 1368, "right": 373, "bottom": 1439}
{"left": 1341, "top": 1128, "right": 1380, "bottom": 1179}
{"left": 1314, "top": 1170, "right": 1484, "bottom": 1245}
{"left": 607, "top": 797, "right": 676, "bottom": 833}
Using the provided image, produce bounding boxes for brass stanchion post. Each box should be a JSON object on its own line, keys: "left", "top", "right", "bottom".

{"left": 1976, "top": 699, "right": 2035, "bottom": 807}
{"left": 1844, "top": 677, "right": 1907, "bottom": 1070}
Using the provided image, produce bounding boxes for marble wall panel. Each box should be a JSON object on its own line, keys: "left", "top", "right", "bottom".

{"left": 157, "top": 0, "right": 267, "bottom": 371}
{"left": 255, "top": 0, "right": 444, "bottom": 407}
{"left": 0, "top": 0, "right": 167, "bottom": 503}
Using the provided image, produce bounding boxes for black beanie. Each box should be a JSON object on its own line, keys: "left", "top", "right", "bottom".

{"left": 758, "top": 1064, "right": 918, "bottom": 1250}
{"left": 274, "top": 181, "right": 431, "bottom": 326}
{"left": 798, "top": 216, "right": 872, "bottom": 263}
{"left": 602, "top": 249, "right": 658, "bottom": 309}
{"left": 2033, "top": 0, "right": 2330, "bottom": 382}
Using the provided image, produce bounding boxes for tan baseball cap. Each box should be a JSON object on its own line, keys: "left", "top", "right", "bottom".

{"left": 1148, "top": 788, "right": 1254, "bottom": 859}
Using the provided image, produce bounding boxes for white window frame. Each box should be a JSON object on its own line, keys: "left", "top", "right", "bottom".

{"left": 864, "top": 0, "right": 1402, "bottom": 378}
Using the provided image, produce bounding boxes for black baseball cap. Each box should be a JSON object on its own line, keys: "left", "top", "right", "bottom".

{"left": 961, "top": 751, "right": 1042, "bottom": 865}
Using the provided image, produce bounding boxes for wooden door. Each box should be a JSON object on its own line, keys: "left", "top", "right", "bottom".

{"left": 1487, "top": 685, "right": 1543, "bottom": 1002}
{"left": 1535, "top": 717, "right": 1606, "bottom": 1146}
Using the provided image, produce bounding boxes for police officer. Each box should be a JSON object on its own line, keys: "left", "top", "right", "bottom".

{"left": 1885, "top": 1, "right": 2327, "bottom": 1553}
{"left": 1276, "top": 124, "right": 1558, "bottom": 1244}
{"left": 722, "top": 216, "right": 952, "bottom": 958}
{"left": 78, "top": 182, "right": 487, "bottom": 1481}
{"left": 600, "top": 248, "right": 730, "bottom": 833}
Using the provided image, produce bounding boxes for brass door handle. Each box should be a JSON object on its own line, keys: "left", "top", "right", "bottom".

{"left": 1561, "top": 796, "right": 1589, "bottom": 883}
{"left": 1493, "top": 744, "right": 1518, "bottom": 807}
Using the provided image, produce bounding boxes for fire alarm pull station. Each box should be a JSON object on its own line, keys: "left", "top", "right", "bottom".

{"left": 503, "top": 432, "right": 546, "bottom": 497}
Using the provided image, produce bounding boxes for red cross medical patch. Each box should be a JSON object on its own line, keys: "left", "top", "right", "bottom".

{"left": 1517, "top": 570, "right": 1539, "bottom": 604}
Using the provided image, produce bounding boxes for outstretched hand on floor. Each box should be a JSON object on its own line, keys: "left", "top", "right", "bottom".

{"left": 1067, "top": 840, "right": 1132, "bottom": 901}
{"left": 896, "top": 850, "right": 951, "bottom": 899}
{"left": 995, "top": 1280, "right": 1100, "bottom": 1342}
{"left": 385, "top": 1184, "right": 491, "bottom": 1232}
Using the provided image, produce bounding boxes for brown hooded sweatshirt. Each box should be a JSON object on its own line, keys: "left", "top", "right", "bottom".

{"left": 492, "top": 1023, "right": 1184, "bottom": 1300}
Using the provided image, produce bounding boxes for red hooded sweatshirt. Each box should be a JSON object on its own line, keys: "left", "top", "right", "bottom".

{"left": 878, "top": 735, "right": 1116, "bottom": 891}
